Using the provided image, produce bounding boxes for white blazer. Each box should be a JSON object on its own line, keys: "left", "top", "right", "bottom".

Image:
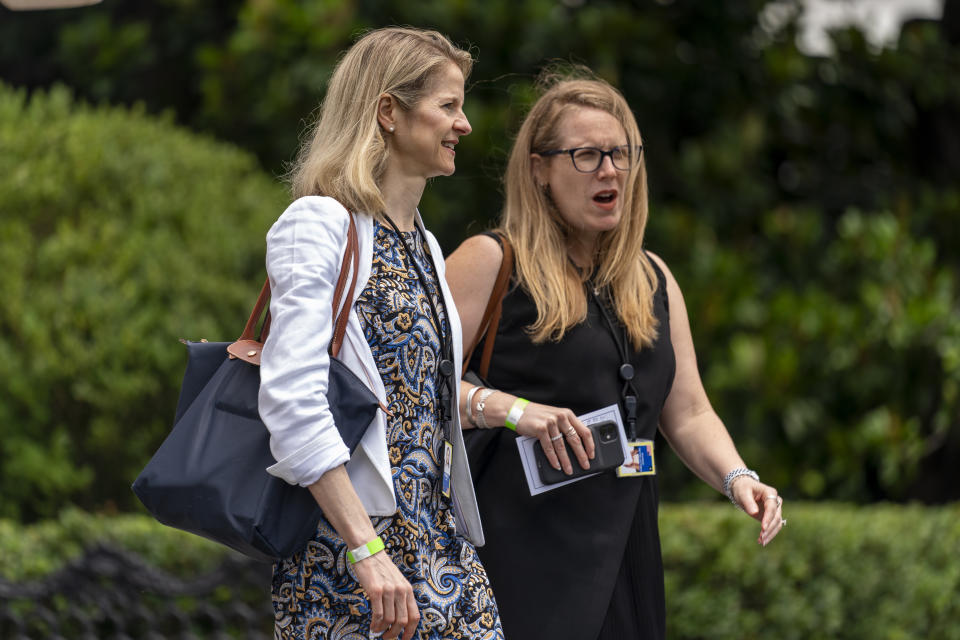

{"left": 258, "top": 196, "right": 484, "bottom": 546}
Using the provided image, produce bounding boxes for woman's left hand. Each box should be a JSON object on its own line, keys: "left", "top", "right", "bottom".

{"left": 731, "top": 478, "right": 786, "bottom": 547}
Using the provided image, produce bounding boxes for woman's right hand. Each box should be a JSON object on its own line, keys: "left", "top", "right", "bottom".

{"left": 307, "top": 467, "right": 420, "bottom": 640}
{"left": 351, "top": 551, "right": 420, "bottom": 640}
{"left": 515, "top": 402, "right": 596, "bottom": 475}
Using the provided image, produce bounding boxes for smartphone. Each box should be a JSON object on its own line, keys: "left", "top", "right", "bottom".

{"left": 533, "top": 420, "right": 624, "bottom": 485}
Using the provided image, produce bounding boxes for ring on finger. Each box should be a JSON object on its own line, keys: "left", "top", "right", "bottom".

{"left": 550, "top": 434, "right": 563, "bottom": 442}
{"left": 564, "top": 427, "right": 577, "bottom": 437}
{"left": 764, "top": 495, "right": 778, "bottom": 501}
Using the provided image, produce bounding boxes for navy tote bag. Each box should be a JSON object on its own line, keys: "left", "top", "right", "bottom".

{"left": 133, "top": 211, "right": 379, "bottom": 562}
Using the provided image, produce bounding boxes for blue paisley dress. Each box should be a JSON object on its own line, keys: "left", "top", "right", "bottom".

{"left": 272, "top": 221, "right": 504, "bottom": 640}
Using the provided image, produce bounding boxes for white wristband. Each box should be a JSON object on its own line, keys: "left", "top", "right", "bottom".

{"left": 346, "top": 536, "right": 385, "bottom": 564}
{"left": 504, "top": 398, "right": 529, "bottom": 431}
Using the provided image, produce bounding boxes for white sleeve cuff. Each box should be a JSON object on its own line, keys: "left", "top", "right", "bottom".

{"left": 266, "top": 433, "right": 352, "bottom": 487}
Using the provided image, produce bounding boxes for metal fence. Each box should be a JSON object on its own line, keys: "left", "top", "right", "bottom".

{"left": 0, "top": 545, "right": 273, "bottom": 639}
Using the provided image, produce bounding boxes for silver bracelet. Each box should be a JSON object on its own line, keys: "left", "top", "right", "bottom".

{"left": 722, "top": 467, "right": 759, "bottom": 508}
{"left": 465, "top": 385, "right": 483, "bottom": 427}
{"left": 475, "top": 388, "right": 496, "bottom": 429}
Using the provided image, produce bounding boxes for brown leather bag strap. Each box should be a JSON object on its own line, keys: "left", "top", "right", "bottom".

{"left": 462, "top": 232, "right": 514, "bottom": 379}
{"left": 239, "top": 278, "right": 272, "bottom": 342}
{"left": 329, "top": 211, "right": 359, "bottom": 358}
{"left": 233, "top": 210, "right": 357, "bottom": 358}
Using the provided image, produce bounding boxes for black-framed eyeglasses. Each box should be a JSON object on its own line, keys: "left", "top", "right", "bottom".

{"left": 536, "top": 145, "right": 642, "bottom": 173}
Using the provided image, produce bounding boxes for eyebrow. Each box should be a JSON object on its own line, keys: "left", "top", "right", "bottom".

{"left": 562, "top": 141, "right": 628, "bottom": 148}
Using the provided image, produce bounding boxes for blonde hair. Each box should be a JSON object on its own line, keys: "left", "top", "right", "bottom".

{"left": 289, "top": 27, "right": 473, "bottom": 212}
{"left": 500, "top": 70, "right": 659, "bottom": 348}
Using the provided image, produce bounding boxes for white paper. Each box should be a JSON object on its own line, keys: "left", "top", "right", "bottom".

{"left": 516, "top": 403, "right": 630, "bottom": 496}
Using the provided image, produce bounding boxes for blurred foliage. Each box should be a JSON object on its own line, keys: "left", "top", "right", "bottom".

{"left": 0, "top": 507, "right": 271, "bottom": 638}
{"left": 0, "top": 83, "right": 287, "bottom": 520}
{"left": 0, "top": 0, "right": 958, "bottom": 515}
{"left": 0, "top": 507, "right": 231, "bottom": 581}
{"left": 662, "top": 502, "right": 960, "bottom": 639}
{"left": 683, "top": 208, "right": 960, "bottom": 502}
{"left": 3, "top": 503, "right": 959, "bottom": 639}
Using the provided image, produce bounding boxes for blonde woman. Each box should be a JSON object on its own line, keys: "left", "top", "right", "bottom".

{"left": 258, "top": 28, "right": 503, "bottom": 640}
{"left": 446, "top": 72, "right": 784, "bottom": 639}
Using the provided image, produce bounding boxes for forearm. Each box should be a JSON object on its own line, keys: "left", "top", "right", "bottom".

{"left": 660, "top": 410, "right": 747, "bottom": 494}
{"left": 458, "top": 380, "right": 594, "bottom": 471}
{"left": 458, "top": 380, "right": 517, "bottom": 430}
{"left": 307, "top": 465, "right": 378, "bottom": 548}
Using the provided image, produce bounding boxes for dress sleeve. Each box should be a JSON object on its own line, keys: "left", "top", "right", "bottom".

{"left": 258, "top": 196, "right": 352, "bottom": 487}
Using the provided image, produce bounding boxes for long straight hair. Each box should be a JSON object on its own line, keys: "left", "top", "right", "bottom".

{"left": 289, "top": 27, "right": 473, "bottom": 213}
{"left": 500, "top": 72, "right": 659, "bottom": 348}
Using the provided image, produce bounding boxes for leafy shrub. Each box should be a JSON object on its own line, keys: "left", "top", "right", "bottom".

{"left": 0, "top": 83, "right": 288, "bottom": 521}
{"left": 0, "top": 508, "right": 229, "bottom": 581}
{"left": 0, "top": 508, "right": 271, "bottom": 638}
{"left": 662, "top": 502, "right": 960, "bottom": 639}
{"left": 2, "top": 504, "right": 957, "bottom": 639}
{"left": 655, "top": 206, "right": 960, "bottom": 503}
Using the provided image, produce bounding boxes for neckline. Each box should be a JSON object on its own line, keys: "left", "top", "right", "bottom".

{"left": 377, "top": 219, "right": 423, "bottom": 247}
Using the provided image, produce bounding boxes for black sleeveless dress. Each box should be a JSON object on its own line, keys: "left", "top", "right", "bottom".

{"left": 466, "top": 252, "right": 675, "bottom": 640}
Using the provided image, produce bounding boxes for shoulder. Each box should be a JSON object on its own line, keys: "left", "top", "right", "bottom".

{"left": 445, "top": 233, "right": 506, "bottom": 298}
{"left": 644, "top": 250, "right": 677, "bottom": 288}
{"left": 268, "top": 196, "right": 353, "bottom": 241}
{"left": 643, "top": 250, "right": 686, "bottom": 317}
{"left": 448, "top": 233, "right": 504, "bottom": 268}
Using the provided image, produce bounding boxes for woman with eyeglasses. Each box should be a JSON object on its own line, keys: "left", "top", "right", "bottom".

{"left": 445, "top": 71, "right": 785, "bottom": 639}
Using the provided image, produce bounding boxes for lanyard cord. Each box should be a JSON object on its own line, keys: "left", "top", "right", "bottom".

{"left": 381, "top": 214, "right": 455, "bottom": 439}
{"left": 587, "top": 281, "right": 641, "bottom": 440}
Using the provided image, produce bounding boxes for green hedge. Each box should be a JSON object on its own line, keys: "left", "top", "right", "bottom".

{"left": 0, "top": 83, "right": 288, "bottom": 521}
{"left": 3, "top": 504, "right": 958, "bottom": 639}
{"left": 662, "top": 502, "right": 960, "bottom": 639}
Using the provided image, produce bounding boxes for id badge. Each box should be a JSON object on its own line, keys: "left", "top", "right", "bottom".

{"left": 441, "top": 440, "right": 453, "bottom": 498}
{"left": 617, "top": 439, "right": 656, "bottom": 477}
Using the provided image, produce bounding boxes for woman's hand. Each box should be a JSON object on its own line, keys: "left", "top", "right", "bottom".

{"left": 730, "top": 477, "right": 786, "bottom": 547}
{"left": 351, "top": 552, "right": 420, "bottom": 640}
{"left": 307, "top": 467, "right": 420, "bottom": 639}
{"left": 515, "top": 402, "right": 596, "bottom": 475}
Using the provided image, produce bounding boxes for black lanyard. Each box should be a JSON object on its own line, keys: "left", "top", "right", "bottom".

{"left": 587, "top": 280, "right": 641, "bottom": 440}
{"left": 382, "top": 214, "right": 455, "bottom": 441}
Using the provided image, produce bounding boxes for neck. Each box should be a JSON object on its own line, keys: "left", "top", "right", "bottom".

{"left": 566, "top": 232, "right": 600, "bottom": 269}
{"left": 379, "top": 166, "right": 426, "bottom": 232}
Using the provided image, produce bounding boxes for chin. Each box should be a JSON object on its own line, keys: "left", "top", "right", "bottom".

{"left": 593, "top": 211, "right": 623, "bottom": 231}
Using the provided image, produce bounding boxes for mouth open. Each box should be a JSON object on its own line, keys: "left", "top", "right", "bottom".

{"left": 593, "top": 190, "right": 617, "bottom": 204}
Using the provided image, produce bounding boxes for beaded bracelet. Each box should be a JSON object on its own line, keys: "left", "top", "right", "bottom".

{"left": 722, "top": 467, "right": 759, "bottom": 509}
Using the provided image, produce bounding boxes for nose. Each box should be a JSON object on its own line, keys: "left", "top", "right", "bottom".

{"left": 596, "top": 154, "right": 617, "bottom": 178}
{"left": 455, "top": 110, "right": 472, "bottom": 136}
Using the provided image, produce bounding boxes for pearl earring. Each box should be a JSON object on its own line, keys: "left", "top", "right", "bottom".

{"left": 389, "top": 126, "right": 395, "bottom": 132}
